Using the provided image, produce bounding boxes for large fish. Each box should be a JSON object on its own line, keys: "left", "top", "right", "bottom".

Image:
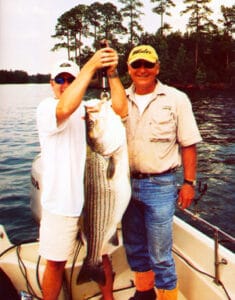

{"left": 77, "top": 99, "right": 131, "bottom": 286}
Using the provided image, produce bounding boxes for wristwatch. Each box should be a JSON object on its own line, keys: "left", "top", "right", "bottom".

{"left": 184, "top": 178, "right": 196, "bottom": 187}
{"left": 108, "top": 70, "right": 118, "bottom": 78}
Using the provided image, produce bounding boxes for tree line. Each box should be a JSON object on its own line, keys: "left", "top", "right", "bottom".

{"left": 1, "top": 0, "right": 234, "bottom": 88}
{"left": 0, "top": 70, "right": 50, "bottom": 84}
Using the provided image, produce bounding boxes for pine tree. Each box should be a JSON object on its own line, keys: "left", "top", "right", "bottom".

{"left": 151, "top": 0, "right": 175, "bottom": 35}
{"left": 118, "top": 0, "right": 144, "bottom": 46}
{"left": 181, "top": 0, "right": 216, "bottom": 75}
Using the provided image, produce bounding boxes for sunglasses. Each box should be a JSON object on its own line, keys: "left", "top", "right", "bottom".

{"left": 54, "top": 76, "right": 75, "bottom": 84}
{"left": 130, "top": 60, "right": 156, "bottom": 69}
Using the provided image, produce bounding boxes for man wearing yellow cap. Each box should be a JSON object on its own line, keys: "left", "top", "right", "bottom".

{"left": 121, "top": 45, "right": 202, "bottom": 300}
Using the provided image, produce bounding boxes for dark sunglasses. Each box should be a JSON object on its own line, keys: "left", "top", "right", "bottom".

{"left": 130, "top": 60, "right": 156, "bottom": 69}
{"left": 54, "top": 76, "right": 75, "bottom": 84}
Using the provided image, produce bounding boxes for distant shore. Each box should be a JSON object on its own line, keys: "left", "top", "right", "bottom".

{"left": 172, "top": 82, "right": 235, "bottom": 91}
{"left": 0, "top": 69, "right": 234, "bottom": 92}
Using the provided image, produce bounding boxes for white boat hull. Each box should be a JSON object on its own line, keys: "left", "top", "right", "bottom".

{"left": 1, "top": 154, "right": 234, "bottom": 299}
{"left": 0, "top": 217, "right": 234, "bottom": 300}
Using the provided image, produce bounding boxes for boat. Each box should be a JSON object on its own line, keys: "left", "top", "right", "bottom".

{"left": 1, "top": 216, "right": 234, "bottom": 300}
{"left": 0, "top": 154, "right": 234, "bottom": 300}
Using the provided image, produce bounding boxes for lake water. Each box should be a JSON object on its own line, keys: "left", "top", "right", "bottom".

{"left": 0, "top": 84, "right": 234, "bottom": 251}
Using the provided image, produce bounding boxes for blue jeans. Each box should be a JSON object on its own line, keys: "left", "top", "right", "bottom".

{"left": 122, "top": 172, "right": 178, "bottom": 290}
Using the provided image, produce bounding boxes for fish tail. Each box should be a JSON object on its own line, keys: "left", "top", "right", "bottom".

{"left": 108, "top": 230, "right": 119, "bottom": 246}
{"left": 76, "top": 260, "right": 106, "bottom": 286}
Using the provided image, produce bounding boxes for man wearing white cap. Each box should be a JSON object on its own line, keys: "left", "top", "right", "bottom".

{"left": 121, "top": 45, "right": 202, "bottom": 300}
{"left": 37, "top": 46, "right": 127, "bottom": 300}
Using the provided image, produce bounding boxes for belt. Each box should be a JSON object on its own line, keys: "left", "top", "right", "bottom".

{"left": 131, "top": 168, "right": 176, "bottom": 179}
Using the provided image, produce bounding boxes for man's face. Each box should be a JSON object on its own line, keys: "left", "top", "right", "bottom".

{"left": 128, "top": 60, "right": 160, "bottom": 93}
{"left": 50, "top": 72, "right": 75, "bottom": 99}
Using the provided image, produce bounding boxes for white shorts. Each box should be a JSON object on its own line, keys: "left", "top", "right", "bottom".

{"left": 39, "top": 209, "right": 80, "bottom": 261}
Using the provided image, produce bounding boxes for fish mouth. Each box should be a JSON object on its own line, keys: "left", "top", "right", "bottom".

{"left": 77, "top": 260, "right": 106, "bottom": 285}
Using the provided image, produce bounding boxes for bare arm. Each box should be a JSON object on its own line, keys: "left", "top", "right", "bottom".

{"left": 108, "top": 69, "right": 128, "bottom": 118}
{"left": 105, "top": 48, "right": 128, "bottom": 118}
{"left": 56, "top": 62, "right": 95, "bottom": 125}
{"left": 56, "top": 47, "right": 125, "bottom": 125}
{"left": 178, "top": 144, "right": 197, "bottom": 209}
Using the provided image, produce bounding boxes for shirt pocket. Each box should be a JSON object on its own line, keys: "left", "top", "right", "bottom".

{"left": 148, "top": 110, "right": 176, "bottom": 142}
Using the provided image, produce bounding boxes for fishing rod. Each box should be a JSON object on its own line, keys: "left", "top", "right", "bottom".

{"left": 99, "top": 39, "right": 110, "bottom": 101}
{"left": 179, "top": 180, "right": 234, "bottom": 286}
{"left": 181, "top": 181, "right": 234, "bottom": 242}
{"left": 180, "top": 181, "right": 234, "bottom": 244}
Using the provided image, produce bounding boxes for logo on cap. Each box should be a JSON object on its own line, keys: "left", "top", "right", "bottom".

{"left": 128, "top": 45, "right": 158, "bottom": 64}
{"left": 132, "top": 49, "right": 152, "bottom": 55}
{"left": 60, "top": 63, "right": 72, "bottom": 68}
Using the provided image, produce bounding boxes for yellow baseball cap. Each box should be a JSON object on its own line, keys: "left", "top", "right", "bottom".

{"left": 128, "top": 45, "right": 159, "bottom": 64}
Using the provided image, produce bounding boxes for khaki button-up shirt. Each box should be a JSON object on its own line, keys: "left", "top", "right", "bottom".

{"left": 124, "top": 81, "right": 202, "bottom": 173}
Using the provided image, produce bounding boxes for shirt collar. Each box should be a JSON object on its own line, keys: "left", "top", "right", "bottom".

{"left": 126, "top": 80, "right": 166, "bottom": 101}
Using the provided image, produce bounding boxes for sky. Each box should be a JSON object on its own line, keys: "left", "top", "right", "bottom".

{"left": 0, "top": 0, "right": 233, "bottom": 75}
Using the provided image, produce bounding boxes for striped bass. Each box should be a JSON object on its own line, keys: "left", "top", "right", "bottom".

{"left": 77, "top": 99, "right": 131, "bottom": 285}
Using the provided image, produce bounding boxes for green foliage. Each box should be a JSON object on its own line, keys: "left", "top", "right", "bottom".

{"left": 151, "top": 0, "right": 175, "bottom": 35}
{"left": 0, "top": 70, "right": 50, "bottom": 84}
{"left": 49, "top": 1, "right": 234, "bottom": 86}
{"left": 1, "top": 2, "right": 234, "bottom": 87}
{"left": 195, "top": 66, "right": 207, "bottom": 85}
{"left": 181, "top": 0, "right": 215, "bottom": 33}
{"left": 118, "top": 0, "right": 144, "bottom": 45}
{"left": 219, "top": 5, "right": 235, "bottom": 36}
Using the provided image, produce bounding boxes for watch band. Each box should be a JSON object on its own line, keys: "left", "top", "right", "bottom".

{"left": 108, "top": 70, "right": 118, "bottom": 78}
{"left": 184, "top": 178, "right": 196, "bottom": 186}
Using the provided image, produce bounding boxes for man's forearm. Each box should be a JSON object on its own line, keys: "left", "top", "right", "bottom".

{"left": 181, "top": 144, "right": 197, "bottom": 181}
{"left": 108, "top": 74, "right": 128, "bottom": 118}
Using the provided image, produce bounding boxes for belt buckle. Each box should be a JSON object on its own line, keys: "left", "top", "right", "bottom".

{"left": 138, "top": 173, "right": 146, "bottom": 179}
{"left": 131, "top": 172, "right": 149, "bottom": 179}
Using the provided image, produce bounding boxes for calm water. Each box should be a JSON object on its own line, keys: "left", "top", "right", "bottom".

{"left": 0, "top": 84, "right": 234, "bottom": 251}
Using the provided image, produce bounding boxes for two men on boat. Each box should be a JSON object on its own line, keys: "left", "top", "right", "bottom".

{"left": 36, "top": 43, "right": 201, "bottom": 300}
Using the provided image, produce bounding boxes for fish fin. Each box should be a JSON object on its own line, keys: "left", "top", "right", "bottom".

{"left": 76, "top": 229, "right": 86, "bottom": 245}
{"left": 76, "top": 260, "right": 106, "bottom": 286}
{"left": 107, "top": 157, "right": 115, "bottom": 179}
{"left": 108, "top": 230, "right": 119, "bottom": 246}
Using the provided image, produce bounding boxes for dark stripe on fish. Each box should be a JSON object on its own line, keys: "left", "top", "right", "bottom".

{"left": 77, "top": 147, "right": 116, "bottom": 285}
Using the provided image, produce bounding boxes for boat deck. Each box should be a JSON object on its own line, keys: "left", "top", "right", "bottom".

{"left": 1, "top": 220, "right": 234, "bottom": 300}
{"left": 90, "top": 287, "right": 187, "bottom": 300}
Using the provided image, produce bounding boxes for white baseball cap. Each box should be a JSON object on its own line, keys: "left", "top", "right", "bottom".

{"left": 51, "top": 60, "right": 80, "bottom": 79}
